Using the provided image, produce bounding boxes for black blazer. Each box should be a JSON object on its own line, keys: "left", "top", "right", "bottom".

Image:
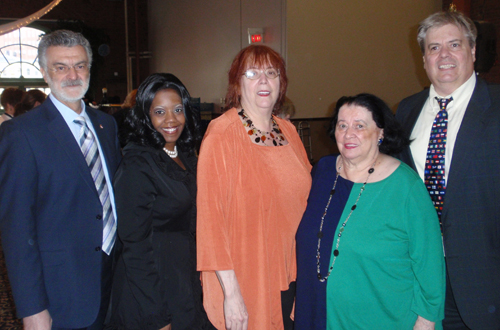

{"left": 0, "top": 98, "right": 121, "bottom": 328}
{"left": 396, "top": 77, "right": 500, "bottom": 330}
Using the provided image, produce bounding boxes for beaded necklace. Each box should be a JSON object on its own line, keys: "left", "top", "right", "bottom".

{"left": 316, "top": 157, "right": 376, "bottom": 282}
{"left": 238, "top": 108, "right": 286, "bottom": 146}
{"left": 163, "top": 145, "right": 178, "bottom": 158}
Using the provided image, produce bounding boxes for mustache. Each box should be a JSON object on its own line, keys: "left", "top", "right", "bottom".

{"left": 61, "top": 79, "right": 84, "bottom": 87}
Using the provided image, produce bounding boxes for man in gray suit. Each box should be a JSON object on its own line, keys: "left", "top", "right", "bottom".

{"left": 396, "top": 11, "right": 500, "bottom": 330}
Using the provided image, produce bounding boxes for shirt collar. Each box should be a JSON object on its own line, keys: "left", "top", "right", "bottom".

{"left": 429, "top": 72, "right": 477, "bottom": 112}
{"left": 49, "top": 93, "right": 88, "bottom": 121}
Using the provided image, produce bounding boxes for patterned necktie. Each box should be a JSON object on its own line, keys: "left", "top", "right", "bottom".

{"left": 424, "top": 97, "right": 452, "bottom": 232}
{"left": 74, "top": 116, "right": 116, "bottom": 255}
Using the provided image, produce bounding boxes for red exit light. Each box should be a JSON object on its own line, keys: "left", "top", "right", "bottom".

{"left": 251, "top": 34, "right": 262, "bottom": 43}
{"left": 248, "top": 28, "right": 264, "bottom": 44}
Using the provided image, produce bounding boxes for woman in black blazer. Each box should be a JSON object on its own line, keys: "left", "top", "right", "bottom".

{"left": 107, "top": 73, "right": 214, "bottom": 330}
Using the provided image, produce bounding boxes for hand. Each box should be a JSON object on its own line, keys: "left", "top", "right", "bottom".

{"left": 413, "top": 315, "right": 435, "bottom": 330}
{"left": 216, "top": 270, "right": 249, "bottom": 330}
{"left": 223, "top": 291, "right": 249, "bottom": 330}
{"left": 159, "top": 324, "right": 172, "bottom": 330}
{"left": 23, "top": 309, "right": 52, "bottom": 330}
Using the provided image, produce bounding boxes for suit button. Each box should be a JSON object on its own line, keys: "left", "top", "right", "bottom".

{"left": 28, "top": 239, "right": 34, "bottom": 245}
{"left": 96, "top": 214, "right": 102, "bottom": 220}
{"left": 95, "top": 246, "right": 101, "bottom": 251}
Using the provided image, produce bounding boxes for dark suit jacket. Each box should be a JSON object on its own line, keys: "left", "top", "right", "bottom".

{"left": 396, "top": 77, "right": 500, "bottom": 330}
{"left": 0, "top": 98, "right": 121, "bottom": 328}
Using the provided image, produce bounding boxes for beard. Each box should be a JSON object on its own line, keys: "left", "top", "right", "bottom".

{"left": 46, "top": 74, "right": 90, "bottom": 104}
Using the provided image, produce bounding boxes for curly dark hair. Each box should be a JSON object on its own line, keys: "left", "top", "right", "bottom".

{"left": 123, "top": 73, "right": 201, "bottom": 154}
{"left": 328, "top": 93, "right": 409, "bottom": 156}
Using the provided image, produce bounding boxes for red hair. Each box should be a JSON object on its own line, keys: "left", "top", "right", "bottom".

{"left": 225, "top": 45, "right": 288, "bottom": 111}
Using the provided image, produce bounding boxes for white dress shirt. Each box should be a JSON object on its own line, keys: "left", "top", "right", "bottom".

{"left": 0, "top": 112, "right": 13, "bottom": 126}
{"left": 410, "top": 72, "right": 477, "bottom": 183}
{"left": 49, "top": 93, "right": 117, "bottom": 219}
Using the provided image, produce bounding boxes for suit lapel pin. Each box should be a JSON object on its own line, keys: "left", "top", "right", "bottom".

{"left": 99, "top": 124, "right": 104, "bottom": 129}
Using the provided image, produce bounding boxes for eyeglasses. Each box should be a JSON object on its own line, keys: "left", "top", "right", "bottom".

{"left": 48, "top": 63, "right": 91, "bottom": 75}
{"left": 242, "top": 68, "right": 280, "bottom": 80}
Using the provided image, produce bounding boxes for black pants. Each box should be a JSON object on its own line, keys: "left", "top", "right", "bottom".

{"left": 281, "top": 281, "right": 296, "bottom": 330}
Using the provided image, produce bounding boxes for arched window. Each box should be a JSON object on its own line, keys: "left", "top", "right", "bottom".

{"left": 0, "top": 26, "right": 51, "bottom": 103}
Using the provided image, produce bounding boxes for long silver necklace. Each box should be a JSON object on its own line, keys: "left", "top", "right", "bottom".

{"left": 316, "top": 157, "right": 376, "bottom": 282}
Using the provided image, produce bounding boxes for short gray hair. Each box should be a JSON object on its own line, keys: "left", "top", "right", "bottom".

{"left": 417, "top": 11, "right": 477, "bottom": 54}
{"left": 38, "top": 30, "right": 93, "bottom": 70}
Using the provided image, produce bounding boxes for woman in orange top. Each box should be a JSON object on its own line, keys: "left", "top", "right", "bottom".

{"left": 197, "top": 45, "right": 312, "bottom": 330}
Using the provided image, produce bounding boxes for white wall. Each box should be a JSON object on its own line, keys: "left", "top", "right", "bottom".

{"left": 148, "top": 0, "right": 284, "bottom": 110}
{"left": 148, "top": 0, "right": 441, "bottom": 117}
{"left": 287, "top": 0, "right": 441, "bottom": 117}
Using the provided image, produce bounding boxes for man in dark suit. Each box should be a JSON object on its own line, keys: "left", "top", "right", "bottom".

{"left": 396, "top": 11, "right": 500, "bottom": 330}
{"left": 0, "top": 30, "right": 121, "bottom": 329}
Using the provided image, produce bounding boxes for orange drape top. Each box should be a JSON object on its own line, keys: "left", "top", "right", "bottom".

{"left": 197, "top": 108, "right": 312, "bottom": 329}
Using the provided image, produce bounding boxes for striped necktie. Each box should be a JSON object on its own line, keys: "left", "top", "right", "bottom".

{"left": 424, "top": 96, "right": 452, "bottom": 232}
{"left": 74, "top": 116, "right": 116, "bottom": 255}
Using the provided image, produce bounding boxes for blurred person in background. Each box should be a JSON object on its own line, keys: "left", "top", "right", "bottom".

{"left": 114, "top": 88, "right": 137, "bottom": 147}
{"left": 275, "top": 96, "right": 296, "bottom": 121}
{"left": 0, "top": 88, "right": 24, "bottom": 126}
{"left": 14, "top": 89, "right": 47, "bottom": 117}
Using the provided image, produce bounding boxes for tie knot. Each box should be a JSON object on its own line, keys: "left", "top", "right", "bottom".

{"left": 435, "top": 97, "right": 453, "bottom": 111}
{"left": 73, "top": 116, "right": 86, "bottom": 126}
